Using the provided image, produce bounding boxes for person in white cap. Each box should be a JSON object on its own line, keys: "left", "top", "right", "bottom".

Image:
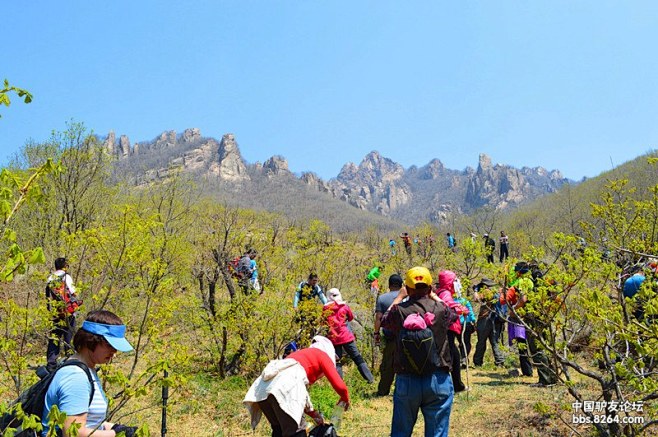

{"left": 244, "top": 335, "right": 350, "bottom": 437}
{"left": 42, "top": 310, "right": 137, "bottom": 437}
{"left": 324, "top": 288, "right": 374, "bottom": 383}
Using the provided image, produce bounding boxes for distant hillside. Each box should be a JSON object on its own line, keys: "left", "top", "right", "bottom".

{"left": 499, "top": 151, "right": 658, "bottom": 243}
{"left": 105, "top": 128, "right": 571, "bottom": 228}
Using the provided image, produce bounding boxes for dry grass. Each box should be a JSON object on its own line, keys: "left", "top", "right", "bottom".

{"left": 152, "top": 365, "right": 592, "bottom": 437}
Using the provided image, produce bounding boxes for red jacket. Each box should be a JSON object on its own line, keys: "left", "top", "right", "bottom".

{"left": 437, "top": 270, "right": 470, "bottom": 334}
{"left": 324, "top": 302, "right": 356, "bottom": 345}
{"left": 289, "top": 348, "right": 350, "bottom": 404}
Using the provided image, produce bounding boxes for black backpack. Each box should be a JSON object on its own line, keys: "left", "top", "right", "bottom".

{"left": 398, "top": 324, "right": 441, "bottom": 375}
{"left": 308, "top": 423, "right": 338, "bottom": 437}
{"left": 0, "top": 360, "right": 94, "bottom": 436}
{"left": 236, "top": 255, "right": 252, "bottom": 279}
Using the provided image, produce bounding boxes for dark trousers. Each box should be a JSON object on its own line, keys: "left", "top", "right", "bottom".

{"left": 257, "top": 394, "right": 306, "bottom": 437}
{"left": 527, "top": 325, "right": 557, "bottom": 385}
{"left": 499, "top": 244, "right": 509, "bottom": 262}
{"left": 473, "top": 316, "right": 505, "bottom": 366}
{"left": 516, "top": 338, "right": 534, "bottom": 377}
{"left": 378, "top": 335, "right": 395, "bottom": 395}
{"left": 46, "top": 315, "right": 76, "bottom": 371}
{"left": 457, "top": 322, "right": 475, "bottom": 365}
{"left": 335, "top": 341, "right": 374, "bottom": 383}
{"left": 447, "top": 331, "right": 465, "bottom": 391}
{"left": 486, "top": 252, "right": 495, "bottom": 263}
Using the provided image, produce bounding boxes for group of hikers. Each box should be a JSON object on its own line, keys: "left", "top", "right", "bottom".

{"left": 24, "top": 245, "right": 657, "bottom": 437}
{"left": 244, "top": 257, "right": 570, "bottom": 437}
{"left": 394, "top": 231, "right": 511, "bottom": 264}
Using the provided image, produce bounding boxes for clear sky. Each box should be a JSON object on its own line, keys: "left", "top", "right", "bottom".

{"left": 3, "top": 1, "right": 658, "bottom": 180}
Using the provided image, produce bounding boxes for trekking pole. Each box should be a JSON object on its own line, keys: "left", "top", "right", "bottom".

{"left": 461, "top": 324, "right": 470, "bottom": 401}
{"left": 161, "top": 369, "right": 169, "bottom": 437}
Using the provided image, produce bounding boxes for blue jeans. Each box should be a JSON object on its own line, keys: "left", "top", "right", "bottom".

{"left": 392, "top": 370, "right": 454, "bottom": 437}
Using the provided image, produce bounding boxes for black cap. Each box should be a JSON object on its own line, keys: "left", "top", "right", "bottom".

{"left": 389, "top": 274, "right": 403, "bottom": 287}
{"left": 474, "top": 278, "right": 496, "bottom": 290}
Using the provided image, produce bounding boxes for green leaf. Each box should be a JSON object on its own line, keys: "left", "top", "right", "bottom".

{"left": 27, "top": 247, "right": 46, "bottom": 265}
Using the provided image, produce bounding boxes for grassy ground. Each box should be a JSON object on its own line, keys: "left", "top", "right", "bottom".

{"left": 157, "top": 362, "right": 593, "bottom": 437}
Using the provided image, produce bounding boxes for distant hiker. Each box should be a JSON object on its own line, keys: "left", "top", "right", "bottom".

{"left": 400, "top": 232, "right": 412, "bottom": 256}
{"left": 45, "top": 257, "right": 80, "bottom": 373}
{"left": 437, "top": 271, "right": 470, "bottom": 392}
{"left": 366, "top": 265, "right": 382, "bottom": 295}
{"left": 374, "top": 274, "right": 403, "bottom": 396}
{"left": 231, "top": 249, "right": 257, "bottom": 295}
{"left": 502, "top": 262, "right": 534, "bottom": 378}
{"left": 472, "top": 278, "right": 505, "bottom": 367}
{"left": 470, "top": 233, "right": 477, "bottom": 243}
{"left": 293, "top": 274, "right": 328, "bottom": 309}
{"left": 389, "top": 239, "right": 397, "bottom": 255}
{"left": 499, "top": 231, "right": 509, "bottom": 262}
{"left": 323, "top": 288, "right": 374, "bottom": 383}
{"left": 381, "top": 267, "right": 453, "bottom": 437}
{"left": 248, "top": 250, "right": 261, "bottom": 293}
{"left": 244, "top": 336, "right": 350, "bottom": 437}
{"left": 43, "top": 310, "right": 137, "bottom": 437}
{"left": 446, "top": 233, "right": 456, "bottom": 251}
{"left": 483, "top": 233, "right": 496, "bottom": 264}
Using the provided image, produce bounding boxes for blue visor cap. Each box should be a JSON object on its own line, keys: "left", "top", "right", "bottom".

{"left": 82, "top": 321, "right": 134, "bottom": 352}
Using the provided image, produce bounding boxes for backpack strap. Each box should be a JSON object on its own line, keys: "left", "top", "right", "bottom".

{"left": 57, "top": 360, "right": 95, "bottom": 407}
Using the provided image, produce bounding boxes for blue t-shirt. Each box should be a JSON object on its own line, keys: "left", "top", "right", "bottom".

{"left": 624, "top": 274, "right": 646, "bottom": 299}
{"left": 42, "top": 365, "right": 108, "bottom": 436}
{"left": 249, "top": 259, "right": 258, "bottom": 280}
{"left": 376, "top": 290, "right": 400, "bottom": 337}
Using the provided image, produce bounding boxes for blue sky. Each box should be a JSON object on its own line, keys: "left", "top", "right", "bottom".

{"left": 3, "top": 1, "right": 658, "bottom": 180}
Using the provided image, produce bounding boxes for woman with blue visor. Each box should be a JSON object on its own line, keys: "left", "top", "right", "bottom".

{"left": 42, "top": 310, "right": 138, "bottom": 437}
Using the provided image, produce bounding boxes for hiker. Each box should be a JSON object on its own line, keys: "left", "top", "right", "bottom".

{"left": 46, "top": 257, "right": 80, "bottom": 373}
{"left": 502, "top": 262, "right": 534, "bottom": 378}
{"left": 446, "top": 233, "right": 455, "bottom": 251}
{"left": 472, "top": 278, "right": 505, "bottom": 367}
{"left": 483, "top": 233, "right": 496, "bottom": 264}
{"left": 437, "top": 271, "right": 470, "bottom": 392}
{"left": 389, "top": 239, "right": 397, "bottom": 255}
{"left": 244, "top": 336, "right": 350, "bottom": 437}
{"left": 454, "top": 282, "right": 476, "bottom": 369}
{"left": 323, "top": 288, "right": 374, "bottom": 383}
{"left": 366, "top": 264, "right": 382, "bottom": 295}
{"left": 42, "top": 310, "right": 137, "bottom": 437}
{"left": 248, "top": 250, "right": 261, "bottom": 293}
{"left": 293, "top": 274, "right": 328, "bottom": 309}
{"left": 499, "top": 231, "right": 509, "bottom": 262}
{"left": 400, "top": 232, "right": 412, "bottom": 256}
{"left": 525, "top": 265, "right": 559, "bottom": 388}
{"left": 381, "top": 266, "right": 453, "bottom": 437}
{"left": 373, "top": 274, "right": 403, "bottom": 396}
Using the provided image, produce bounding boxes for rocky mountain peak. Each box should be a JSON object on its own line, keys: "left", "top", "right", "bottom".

{"left": 110, "top": 128, "right": 570, "bottom": 224}
{"left": 217, "top": 134, "right": 248, "bottom": 181}
{"left": 477, "top": 153, "right": 493, "bottom": 172}
{"left": 263, "top": 155, "right": 290, "bottom": 176}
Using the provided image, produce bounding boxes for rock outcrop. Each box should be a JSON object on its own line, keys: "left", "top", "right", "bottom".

{"left": 107, "top": 129, "right": 570, "bottom": 224}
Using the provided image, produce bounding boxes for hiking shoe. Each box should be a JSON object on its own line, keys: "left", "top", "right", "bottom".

{"left": 508, "top": 368, "right": 521, "bottom": 377}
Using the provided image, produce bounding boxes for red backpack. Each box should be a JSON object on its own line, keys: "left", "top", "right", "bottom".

{"left": 46, "top": 273, "right": 81, "bottom": 316}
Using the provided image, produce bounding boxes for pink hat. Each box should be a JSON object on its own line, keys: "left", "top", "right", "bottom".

{"left": 402, "top": 313, "right": 436, "bottom": 330}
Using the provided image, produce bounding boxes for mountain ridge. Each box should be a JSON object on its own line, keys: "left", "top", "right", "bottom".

{"left": 105, "top": 128, "right": 571, "bottom": 225}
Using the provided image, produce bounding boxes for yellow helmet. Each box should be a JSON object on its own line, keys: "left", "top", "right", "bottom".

{"left": 404, "top": 266, "right": 433, "bottom": 289}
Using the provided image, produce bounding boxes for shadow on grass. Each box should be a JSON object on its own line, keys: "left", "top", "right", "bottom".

{"left": 470, "top": 370, "right": 522, "bottom": 387}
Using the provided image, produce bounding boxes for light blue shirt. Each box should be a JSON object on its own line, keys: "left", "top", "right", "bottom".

{"left": 42, "top": 365, "right": 108, "bottom": 436}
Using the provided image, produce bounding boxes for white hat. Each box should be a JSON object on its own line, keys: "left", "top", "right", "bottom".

{"left": 310, "top": 335, "right": 336, "bottom": 367}
{"left": 327, "top": 288, "right": 345, "bottom": 304}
